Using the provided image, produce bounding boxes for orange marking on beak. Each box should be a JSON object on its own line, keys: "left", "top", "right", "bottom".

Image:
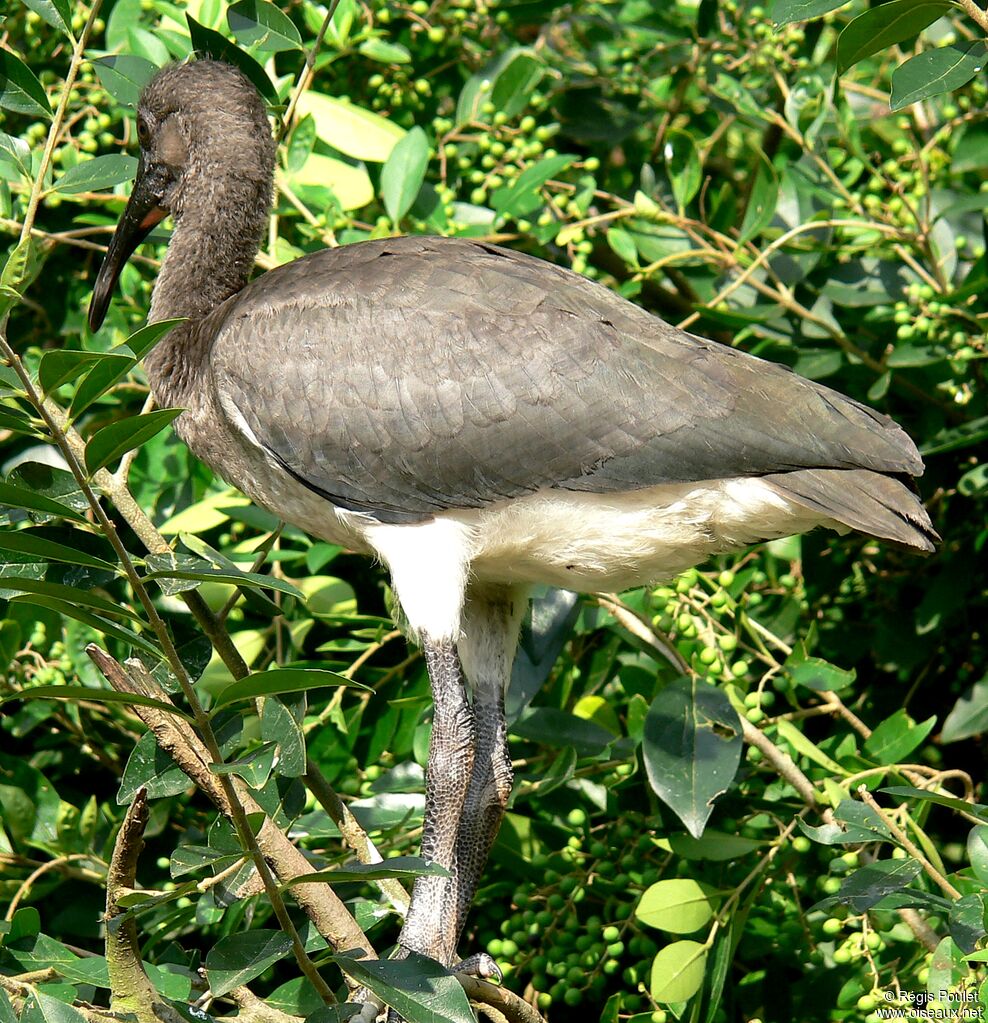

{"left": 139, "top": 207, "right": 167, "bottom": 230}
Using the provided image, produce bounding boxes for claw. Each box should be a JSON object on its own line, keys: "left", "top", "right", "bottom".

{"left": 453, "top": 952, "right": 503, "bottom": 983}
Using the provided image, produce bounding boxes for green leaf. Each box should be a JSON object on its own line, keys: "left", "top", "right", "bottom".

{"left": 0, "top": 480, "right": 86, "bottom": 523}
{"left": 949, "top": 893, "right": 986, "bottom": 954}
{"left": 40, "top": 350, "right": 133, "bottom": 395}
{"left": 228, "top": 0, "right": 303, "bottom": 51}
{"left": 837, "top": 858, "right": 924, "bottom": 911}
{"left": 738, "top": 152, "right": 779, "bottom": 244}
{"left": 0, "top": 685, "right": 190, "bottom": 721}
{"left": 0, "top": 577, "right": 137, "bottom": 618}
{"left": 0, "top": 50, "right": 52, "bottom": 119}
{"left": 332, "top": 952, "right": 475, "bottom": 1023}
{"left": 491, "top": 153, "right": 573, "bottom": 219}
{"left": 284, "top": 856, "right": 448, "bottom": 886}
{"left": 358, "top": 38, "right": 412, "bottom": 64}
{"left": 144, "top": 552, "right": 304, "bottom": 601}
{"left": 294, "top": 92, "right": 406, "bottom": 162}
{"left": 606, "top": 226, "right": 639, "bottom": 267}
{"left": 0, "top": 529, "right": 116, "bottom": 571}
{"left": 118, "top": 730, "right": 191, "bottom": 803}
{"left": 75, "top": 320, "right": 184, "bottom": 415}
{"left": 24, "top": 0, "right": 71, "bottom": 34}
{"left": 55, "top": 155, "right": 139, "bottom": 194}
{"left": 204, "top": 930, "right": 293, "bottom": 998}
{"left": 666, "top": 830, "right": 765, "bottom": 861}
{"left": 786, "top": 654, "right": 855, "bottom": 692}
{"left": 863, "top": 709, "right": 936, "bottom": 765}
{"left": 7, "top": 594, "right": 159, "bottom": 655}
{"left": 92, "top": 55, "right": 158, "bottom": 108}
{"left": 381, "top": 126, "right": 430, "bottom": 223}
{"left": 891, "top": 42, "right": 988, "bottom": 110}
{"left": 968, "top": 825, "right": 988, "bottom": 884}
{"left": 636, "top": 879, "right": 714, "bottom": 934}
{"left": 941, "top": 674, "right": 988, "bottom": 743}
{"left": 84, "top": 408, "right": 183, "bottom": 474}
{"left": 836, "top": 0, "right": 951, "bottom": 74}
{"left": 662, "top": 129, "right": 701, "bottom": 211}
{"left": 211, "top": 667, "right": 368, "bottom": 712}
{"left": 881, "top": 785, "right": 988, "bottom": 823}
{"left": 770, "top": 0, "right": 851, "bottom": 25}
{"left": 649, "top": 940, "right": 708, "bottom": 1004}
{"left": 511, "top": 706, "right": 613, "bottom": 756}
{"left": 0, "top": 131, "right": 33, "bottom": 180}
{"left": 261, "top": 698, "right": 306, "bottom": 777}
{"left": 642, "top": 676, "right": 742, "bottom": 838}
{"left": 211, "top": 742, "right": 277, "bottom": 787}
{"left": 490, "top": 49, "right": 544, "bottom": 118}
{"left": 19, "top": 992, "right": 88, "bottom": 1023}
{"left": 287, "top": 152, "right": 374, "bottom": 211}
{"left": 186, "top": 16, "right": 278, "bottom": 103}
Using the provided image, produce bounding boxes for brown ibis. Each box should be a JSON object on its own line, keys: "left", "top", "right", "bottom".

{"left": 88, "top": 59, "right": 937, "bottom": 988}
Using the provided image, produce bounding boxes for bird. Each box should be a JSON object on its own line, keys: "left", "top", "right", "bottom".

{"left": 88, "top": 59, "right": 937, "bottom": 992}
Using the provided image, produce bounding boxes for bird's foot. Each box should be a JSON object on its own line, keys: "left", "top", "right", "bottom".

{"left": 453, "top": 952, "right": 502, "bottom": 983}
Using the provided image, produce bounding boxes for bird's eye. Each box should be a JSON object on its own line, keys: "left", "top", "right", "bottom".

{"left": 136, "top": 116, "right": 150, "bottom": 144}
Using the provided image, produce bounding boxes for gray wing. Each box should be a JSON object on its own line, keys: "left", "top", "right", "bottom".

{"left": 206, "top": 236, "right": 924, "bottom": 524}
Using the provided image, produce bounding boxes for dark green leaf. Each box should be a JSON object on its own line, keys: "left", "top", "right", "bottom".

{"left": 7, "top": 594, "right": 159, "bottom": 655}
{"left": 891, "top": 42, "right": 988, "bottom": 110}
{"left": 882, "top": 785, "right": 988, "bottom": 823}
{"left": 228, "top": 0, "right": 303, "bottom": 52}
{"left": 949, "top": 894, "right": 986, "bottom": 954}
{"left": 92, "top": 55, "right": 158, "bottom": 108}
{"left": 55, "top": 155, "right": 139, "bottom": 194}
{"left": 187, "top": 17, "right": 278, "bottom": 103}
{"left": 381, "top": 126, "right": 430, "bottom": 223}
{"left": 284, "top": 857, "right": 449, "bottom": 886}
{"left": 23, "top": 0, "right": 71, "bottom": 33}
{"left": 84, "top": 408, "right": 183, "bottom": 474}
{"left": 0, "top": 50, "right": 51, "bottom": 119}
{"left": 261, "top": 698, "right": 306, "bottom": 777}
{"left": 0, "top": 577, "right": 138, "bottom": 619}
{"left": 836, "top": 858, "right": 924, "bottom": 911}
{"left": 118, "top": 730, "right": 192, "bottom": 803}
{"left": 770, "top": 0, "right": 850, "bottom": 24}
{"left": 0, "top": 685, "right": 191, "bottom": 722}
{"left": 836, "top": 0, "right": 951, "bottom": 74}
{"left": 1, "top": 465, "right": 87, "bottom": 523}
{"left": 642, "top": 676, "right": 742, "bottom": 838}
{"left": 0, "top": 529, "right": 116, "bottom": 571}
{"left": 211, "top": 667, "right": 367, "bottom": 712}
{"left": 332, "top": 952, "right": 474, "bottom": 1023}
{"left": 40, "top": 350, "right": 134, "bottom": 395}
{"left": 511, "top": 706, "right": 613, "bottom": 757}
{"left": 799, "top": 799, "right": 894, "bottom": 845}
{"left": 144, "top": 552, "right": 304, "bottom": 600}
{"left": 210, "top": 742, "right": 277, "bottom": 786}
{"left": 606, "top": 226, "right": 638, "bottom": 266}
{"left": 205, "top": 930, "right": 293, "bottom": 997}
{"left": 19, "top": 992, "right": 87, "bottom": 1023}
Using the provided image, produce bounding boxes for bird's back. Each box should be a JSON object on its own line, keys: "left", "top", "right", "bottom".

{"left": 201, "top": 235, "right": 935, "bottom": 552}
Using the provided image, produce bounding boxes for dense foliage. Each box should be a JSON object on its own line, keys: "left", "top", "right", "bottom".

{"left": 1, "top": 0, "right": 987, "bottom": 1021}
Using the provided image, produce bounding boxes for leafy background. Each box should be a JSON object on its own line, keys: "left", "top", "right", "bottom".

{"left": 1, "top": 0, "right": 987, "bottom": 1021}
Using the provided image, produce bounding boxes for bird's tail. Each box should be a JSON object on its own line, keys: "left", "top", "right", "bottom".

{"left": 763, "top": 468, "right": 939, "bottom": 553}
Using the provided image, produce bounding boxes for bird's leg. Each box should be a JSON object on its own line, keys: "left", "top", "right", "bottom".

{"left": 442, "top": 586, "right": 527, "bottom": 966}
{"left": 396, "top": 636, "right": 475, "bottom": 963}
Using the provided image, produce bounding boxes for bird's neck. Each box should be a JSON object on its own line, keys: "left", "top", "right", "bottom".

{"left": 148, "top": 202, "right": 265, "bottom": 324}
{"left": 144, "top": 177, "right": 269, "bottom": 407}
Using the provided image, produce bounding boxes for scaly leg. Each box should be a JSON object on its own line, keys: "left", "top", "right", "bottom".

{"left": 441, "top": 585, "right": 527, "bottom": 966}
{"left": 395, "top": 636, "right": 475, "bottom": 962}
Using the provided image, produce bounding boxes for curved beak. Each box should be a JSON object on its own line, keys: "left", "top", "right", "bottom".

{"left": 88, "top": 153, "right": 170, "bottom": 332}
